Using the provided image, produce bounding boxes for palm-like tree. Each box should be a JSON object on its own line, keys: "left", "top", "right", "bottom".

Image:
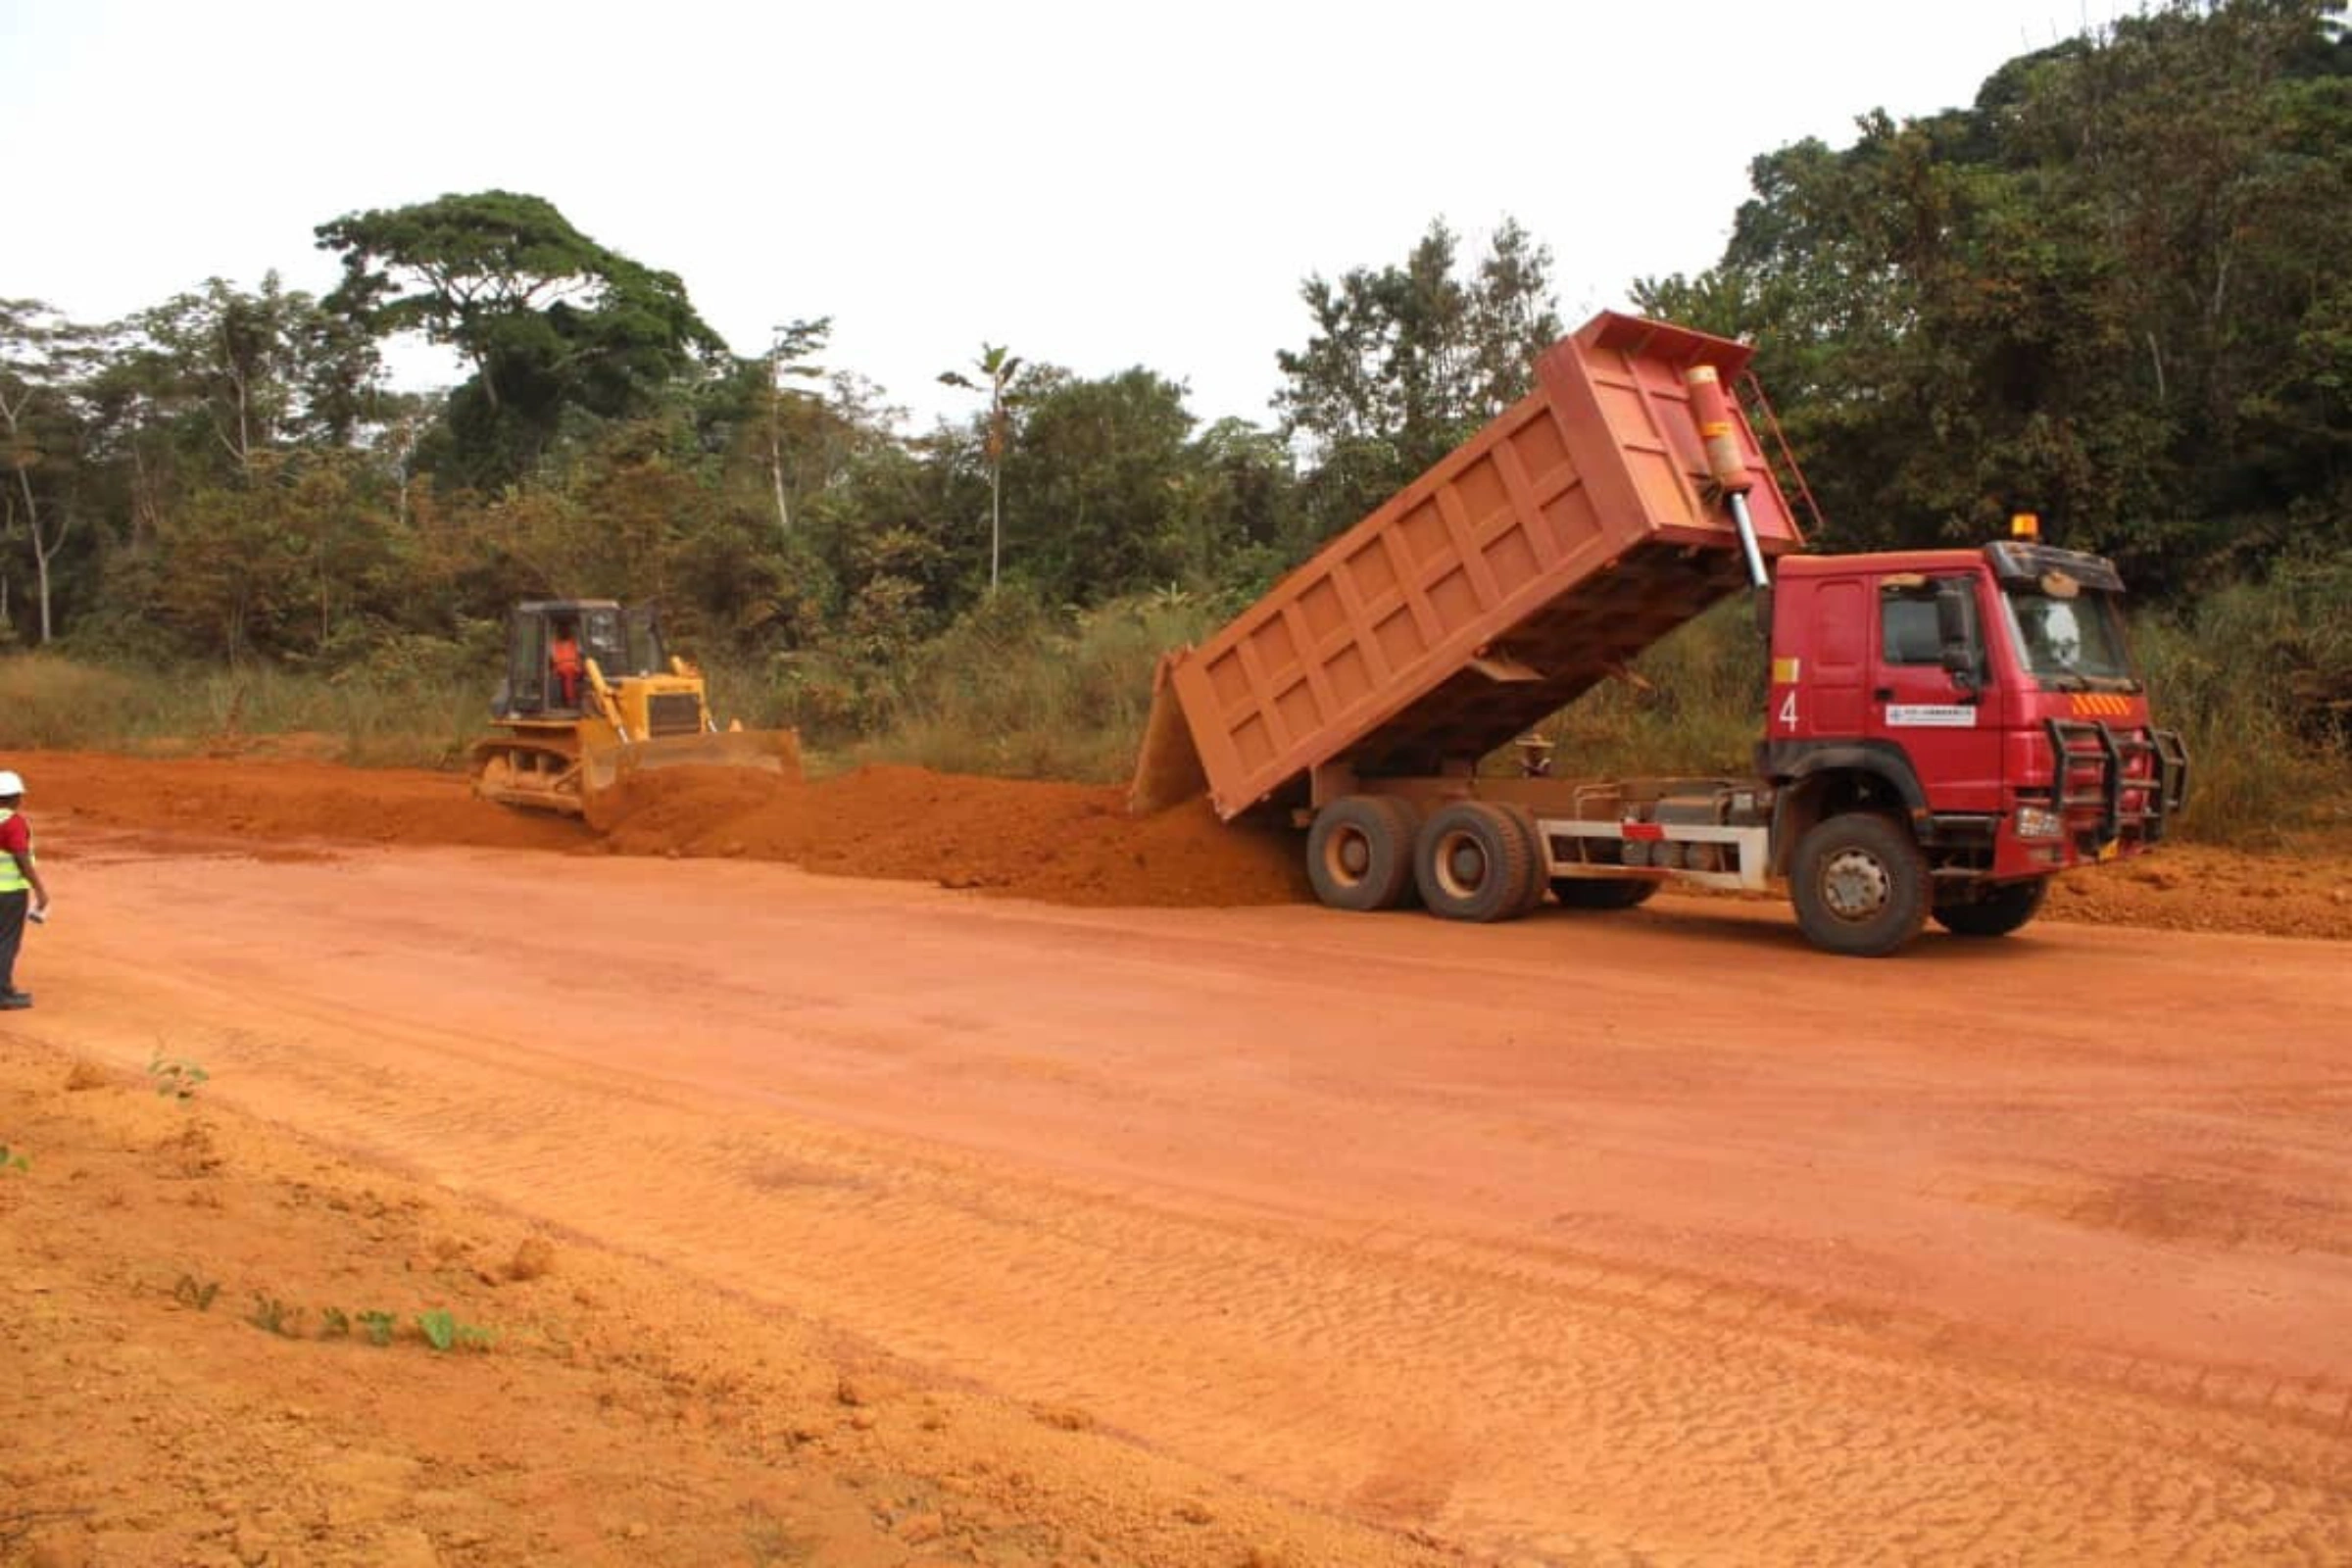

{"left": 939, "top": 343, "right": 1023, "bottom": 591}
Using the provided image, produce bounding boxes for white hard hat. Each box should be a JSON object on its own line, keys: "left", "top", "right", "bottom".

{"left": 0, "top": 770, "right": 22, "bottom": 795}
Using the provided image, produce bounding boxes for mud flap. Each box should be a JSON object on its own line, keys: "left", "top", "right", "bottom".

{"left": 1127, "top": 652, "right": 1207, "bottom": 816}
{"left": 578, "top": 730, "right": 803, "bottom": 831}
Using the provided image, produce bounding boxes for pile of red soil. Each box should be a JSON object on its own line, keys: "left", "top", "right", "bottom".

{"left": 27, "top": 752, "right": 580, "bottom": 854}
{"left": 594, "top": 763, "right": 1308, "bottom": 906}
{"left": 18, "top": 751, "right": 1307, "bottom": 908}
{"left": 19, "top": 749, "right": 2352, "bottom": 935}
{"left": 2050, "top": 840, "right": 2352, "bottom": 942}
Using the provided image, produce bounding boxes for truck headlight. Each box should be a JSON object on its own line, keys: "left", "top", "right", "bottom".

{"left": 2013, "top": 805, "right": 2063, "bottom": 841}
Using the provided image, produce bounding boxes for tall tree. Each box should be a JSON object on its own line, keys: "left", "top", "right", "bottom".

{"left": 763, "top": 318, "right": 831, "bottom": 540}
{"left": 0, "top": 300, "right": 100, "bottom": 644}
{"left": 1276, "top": 218, "right": 1562, "bottom": 539}
{"left": 124, "top": 274, "right": 379, "bottom": 483}
{"left": 939, "top": 344, "right": 1026, "bottom": 591}
{"left": 316, "top": 191, "right": 725, "bottom": 488}
{"left": 1010, "top": 368, "right": 1197, "bottom": 606}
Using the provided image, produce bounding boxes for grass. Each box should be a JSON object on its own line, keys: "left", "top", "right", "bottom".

{"left": 205, "top": 1287, "right": 492, "bottom": 1351}
{"left": 2132, "top": 580, "right": 2351, "bottom": 847}
{"left": 414, "top": 1307, "right": 496, "bottom": 1352}
{"left": 246, "top": 1294, "right": 305, "bottom": 1338}
{"left": 843, "top": 586, "right": 1232, "bottom": 784}
{"left": 146, "top": 1052, "right": 211, "bottom": 1103}
{"left": 0, "top": 652, "right": 490, "bottom": 770}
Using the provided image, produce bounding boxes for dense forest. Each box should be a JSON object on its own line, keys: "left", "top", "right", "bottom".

{"left": 2, "top": 1, "right": 2346, "bottom": 758}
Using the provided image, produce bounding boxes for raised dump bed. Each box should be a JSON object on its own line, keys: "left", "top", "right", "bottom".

{"left": 1132, "top": 312, "right": 1805, "bottom": 820}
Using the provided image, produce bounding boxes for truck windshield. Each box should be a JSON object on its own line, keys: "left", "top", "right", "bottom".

{"left": 2000, "top": 583, "right": 2137, "bottom": 690}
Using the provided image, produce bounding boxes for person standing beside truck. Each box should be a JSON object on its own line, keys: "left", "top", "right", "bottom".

{"left": 0, "top": 769, "right": 53, "bottom": 1010}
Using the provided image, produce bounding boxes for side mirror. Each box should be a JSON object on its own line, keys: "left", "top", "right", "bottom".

{"left": 1935, "top": 583, "right": 1978, "bottom": 687}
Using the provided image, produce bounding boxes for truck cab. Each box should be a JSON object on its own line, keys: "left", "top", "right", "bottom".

{"left": 1759, "top": 539, "right": 2188, "bottom": 945}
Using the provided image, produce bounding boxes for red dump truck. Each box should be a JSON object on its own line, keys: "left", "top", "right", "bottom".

{"left": 1130, "top": 312, "right": 2188, "bottom": 956}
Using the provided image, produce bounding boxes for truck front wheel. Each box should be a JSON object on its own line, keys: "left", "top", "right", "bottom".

{"left": 1933, "top": 879, "right": 2047, "bottom": 938}
{"left": 1306, "top": 796, "right": 1420, "bottom": 911}
{"left": 1790, "top": 812, "right": 1929, "bottom": 957}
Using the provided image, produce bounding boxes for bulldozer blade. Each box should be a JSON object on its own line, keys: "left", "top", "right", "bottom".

{"left": 578, "top": 729, "right": 803, "bottom": 829}
{"left": 1126, "top": 653, "right": 1208, "bottom": 816}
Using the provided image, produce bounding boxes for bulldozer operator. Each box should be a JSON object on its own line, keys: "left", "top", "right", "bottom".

{"left": 549, "top": 618, "right": 585, "bottom": 710}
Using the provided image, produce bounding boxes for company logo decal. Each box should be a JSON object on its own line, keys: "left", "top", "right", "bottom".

{"left": 1886, "top": 705, "right": 1979, "bottom": 728}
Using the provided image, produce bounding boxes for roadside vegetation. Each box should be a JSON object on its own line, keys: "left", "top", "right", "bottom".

{"left": 2, "top": 3, "right": 2343, "bottom": 844}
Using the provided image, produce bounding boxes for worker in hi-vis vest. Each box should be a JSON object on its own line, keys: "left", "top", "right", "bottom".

{"left": 0, "top": 768, "right": 53, "bottom": 1010}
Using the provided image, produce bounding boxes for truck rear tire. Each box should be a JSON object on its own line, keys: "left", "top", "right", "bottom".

{"left": 1306, "top": 796, "right": 1420, "bottom": 912}
{"left": 1415, "top": 802, "right": 1534, "bottom": 923}
{"left": 1550, "top": 878, "right": 1659, "bottom": 910}
{"left": 1790, "top": 811, "right": 1929, "bottom": 957}
{"left": 1492, "top": 803, "right": 1552, "bottom": 914}
{"left": 1933, "top": 879, "right": 2047, "bottom": 938}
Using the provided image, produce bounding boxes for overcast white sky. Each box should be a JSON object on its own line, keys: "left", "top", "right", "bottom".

{"left": 5, "top": 0, "right": 2129, "bottom": 430}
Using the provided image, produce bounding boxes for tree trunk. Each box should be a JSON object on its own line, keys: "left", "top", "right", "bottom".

{"left": 12, "top": 462, "right": 56, "bottom": 645}
{"left": 770, "top": 416, "right": 791, "bottom": 541}
{"left": 33, "top": 526, "right": 52, "bottom": 645}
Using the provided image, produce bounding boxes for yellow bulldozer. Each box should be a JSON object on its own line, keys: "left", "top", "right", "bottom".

{"left": 469, "top": 599, "right": 799, "bottom": 829}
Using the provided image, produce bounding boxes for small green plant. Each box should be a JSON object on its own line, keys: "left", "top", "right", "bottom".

{"left": 246, "top": 1294, "right": 304, "bottom": 1338}
{"left": 742, "top": 1500, "right": 818, "bottom": 1567}
{"left": 0, "top": 1145, "right": 26, "bottom": 1174}
{"left": 318, "top": 1306, "right": 351, "bottom": 1340}
{"left": 147, "top": 1051, "right": 210, "bottom": 1103}
{"left": 414, "top": 1308, "right": 495, "bottom": 1353}
{"left": 358, "top": 1309, "right": 397, "bottom": 1348}
{"left": 172, "top": 1274, "right": 220, "bottom": 1310}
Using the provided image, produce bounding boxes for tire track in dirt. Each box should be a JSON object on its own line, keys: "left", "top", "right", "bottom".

{"left": 24, "top": 840, "right": 2352, "bottom": 1564}
{"left": 33, "top": 1004, "right": 2350, "bottom": 1563}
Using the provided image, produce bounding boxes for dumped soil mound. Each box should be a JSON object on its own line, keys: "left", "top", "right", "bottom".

{"left": 16, "top": 749, "right": 2352, "bottom": 935}
{"left": 596, "top": 763, "right": 1309, "bottom": 906}
{"left": 28, "top": 751, "right": 582, "bottom": 853}
{"left": 18, "top": 749, "right": 1308, "bottom": 907}
{"left": 2046, "top": 840, "right": 2352, "bottom": 941}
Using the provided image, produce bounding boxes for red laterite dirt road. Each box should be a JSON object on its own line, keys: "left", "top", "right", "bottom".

{"left": 2, "top": 766, "right": 2346, "bottom": 1566}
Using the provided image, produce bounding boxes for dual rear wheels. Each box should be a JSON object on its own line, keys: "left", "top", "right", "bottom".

{"left": 1416, "top": 800, "right": 1544, "bottom": 922}
{"left": 1309, "top": 797, "right": 1643, "bottom": 924}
